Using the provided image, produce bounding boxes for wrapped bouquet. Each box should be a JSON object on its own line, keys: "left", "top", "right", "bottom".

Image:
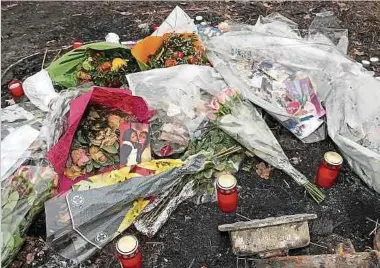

{"left": 47, "top": 42, "right": 139, "bottom": 88}
{"left": 1, "top": 166, "right": 57, "bottom": 267}
{"left": 207, "top": 88, "right": 325, "bottom": 203}
{"left": 132, "top": 32, "right": 209, "bottom": 70}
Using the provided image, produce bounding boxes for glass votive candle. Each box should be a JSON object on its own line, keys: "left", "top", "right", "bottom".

{"left": 315, "top": 152, "right": 343, "bottom": 189}
{"left": 116, "top": 235, "right": 142, "bottom": 268}
{"left": 216, "top": 174, "right": 238, "bottom": 213}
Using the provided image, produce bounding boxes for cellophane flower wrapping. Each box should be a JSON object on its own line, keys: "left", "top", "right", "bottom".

{"left": 1, "top": 165, "right": 57, "bottom": 267}
{"left": 208, "top": 89, "right": 324, "bottom": 203}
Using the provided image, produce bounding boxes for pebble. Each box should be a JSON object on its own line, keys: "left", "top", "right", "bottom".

{"left": 376, "top": 77, "right": 380, "bottom": 81}
{"left": 200, "top": 21, "right": 208, "bottom": 26}
{"left": 195, "top": 16, "right": 203, "bottom": 21}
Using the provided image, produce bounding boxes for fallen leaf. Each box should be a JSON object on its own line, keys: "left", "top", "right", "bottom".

{"left": 255, "top": 162, "right": 273, "bottom": 180}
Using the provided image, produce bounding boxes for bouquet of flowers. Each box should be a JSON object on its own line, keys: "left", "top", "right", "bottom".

{"left": 207, "top": 88, "right": 325, "bottom": 203}
{"left": 64, "top": 105, "right": 134, "bottom": 180}
{"left": 1, "top": 166, "right": 57, "bottom": 267}
{"left": 131, "top": 32, "right": 209, "bottom": 70}
{"left": 47, "top": 42, "right": 139, "bottom": 88}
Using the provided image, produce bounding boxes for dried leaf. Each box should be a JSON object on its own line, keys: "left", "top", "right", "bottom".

{"left": 255, "top": 162, "right": 273, "bottom": 180}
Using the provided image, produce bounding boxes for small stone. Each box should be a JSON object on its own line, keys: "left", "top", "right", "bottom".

{"left": 375, "top": 77, "right": 380, "bottom": 81}
{"left": 164, "top": 258, "right": 168, "bottom": 262}
{"left": 290, "top": 157, "right": 301, "bottom": 165}
{"left": 361, "top": 60, "right": 370, "bottom": 67}
{"left": 200, "top": 21, "right": 208, "bottom": 26}
{"left": 195, "top": 15, "right": 203, "bottom": 21}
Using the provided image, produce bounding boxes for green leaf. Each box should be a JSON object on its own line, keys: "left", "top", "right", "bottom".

{"left": 93, "top": 161, "right": 101, "bottom": 169}
{"left": 2, "top": 231, "right": 13, "bottom": 248}
{"left": 3, "top": 191, "right": 19, "bottom": 212}
{"left": 102, "top": 144, "right": 118, "bottom": 154}
{"left": 77, "top": 130, "right": 88, "bottom": 145}
{"left": 86, "top": 162, "right": 94, "bottom": 173}
{"left": 13, "top": 234, "right": 24, "bottom": 249}
{"left": 204, "top": 169, "right": 213, "bottom": 179}
{"left": 215, "top": 162, "right": 227, "bottom": 171}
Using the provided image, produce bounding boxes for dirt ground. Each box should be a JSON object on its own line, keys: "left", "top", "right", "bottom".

{"left": 2, "top": 1, "right": 380, "bottom": 268}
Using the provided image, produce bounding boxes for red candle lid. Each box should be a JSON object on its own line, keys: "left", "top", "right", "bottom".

{"left": 116, "top": 235, "right": 138, "bottom": 255}
{"left": 324, "top": 152, "right": 343, "bottom": 166}
{"left": 217, "top": 174, "right": 237, "bottom": 190}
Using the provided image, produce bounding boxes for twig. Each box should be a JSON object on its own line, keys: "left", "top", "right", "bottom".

{"left": 369, "top": 219, "right": 379, "bottom": 236}
{"left": 283, "top": 179, "right": 290, "bottom": 188}
{"left": 1, "top": 52, "right": 41, "bottom": 80}
{"left": 188, "top": 258, "right": 195, "bottom": 268}
{"left": 51, "top": 49, "right": 62, "bottom": 65}
{"left": 41, "top": 48, "right": 48, "bottom": 70}
{"left": 236, "top": 213, "right": 251, "bottom": 221}
{"left": 309, "top": 241, "right": 328, "bottom": 249}
{"left": 1, "top": 45, "right": 71, "bottom": 80}
{"left": 366, "top": 217, "right": 378, "bottom": 224}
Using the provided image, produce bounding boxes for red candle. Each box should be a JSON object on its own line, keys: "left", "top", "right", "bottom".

{"left": 216, "top": 174, "right": 238, "bottom": 213}
{"left": 73, "top": 41, "right": 84, "bottom": 49}
{"left": 315, "top": 152, "right": 343, "bottom": 189}
{"left": 8, "top": 80, "right": 24, "bottom": 98}
{"left": 116, "top": 235, "right": 142, "bottom": 268}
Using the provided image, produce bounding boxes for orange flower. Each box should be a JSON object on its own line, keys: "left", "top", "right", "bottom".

{"left": 97, "top": 61, "right": 112, "bottom": 72}
{"left": 165, "top": 58, "right": 177, "bottom": 67}
{"left": 64, "top": 165, "right": 83, "bottom": 179}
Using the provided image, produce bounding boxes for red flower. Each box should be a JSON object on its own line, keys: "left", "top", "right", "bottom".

{"left": 177, "top": 52, "right": 184, "bottom": 59}
{"left": 160, "top": 145, "right": 173, "bottom": 156}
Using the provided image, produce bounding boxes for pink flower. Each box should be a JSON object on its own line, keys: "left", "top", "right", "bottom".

{"left": 217, "top": 92, "right": 227, "bottom": 104}
{"left": 208, "top": 97, "right": 220, "bottom": 111}
{"left": 207, "top": 111, "right": 217, "bottom": 121}
{"left": 224, "top": 88, "right": 237, "bottom": 97}
{"left": 71, "top": 149, "right": 90, "bottom": 167}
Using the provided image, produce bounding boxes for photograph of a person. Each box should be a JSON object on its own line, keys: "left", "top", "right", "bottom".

{"left": 119, "top": 122, "right": 151, "bottom": 167}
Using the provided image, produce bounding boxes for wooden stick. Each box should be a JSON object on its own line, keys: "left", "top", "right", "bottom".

{"left": 41, "top": 48, "right": 48, "bottom": 70}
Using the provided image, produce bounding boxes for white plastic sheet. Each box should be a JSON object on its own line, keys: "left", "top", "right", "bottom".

{"left": 152, "top": 6, "right": 197, "bottom": 36}
{"left": 127, "top": 65, "right": 227, "bottom": 137}
{"left": 22, "top": 70, "right": 59, "bottom": 112}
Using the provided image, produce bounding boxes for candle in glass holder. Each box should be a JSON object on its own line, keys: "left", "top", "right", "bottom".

{"left": 315, "top": 152, "right": 343, "bottom": 189}
{"left": 8, "top": 80, "right": 24, "bottom": 98}
{"left": 216, "top": 174, "right": 238, "bottom": 213}
{"left": 73, "top": 41, "right": 84, "bottom": 49}
{"left": 116, "top": 235, "right": 142, "bottom": 268}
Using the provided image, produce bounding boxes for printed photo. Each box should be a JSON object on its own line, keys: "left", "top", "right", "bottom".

{"left": 119, "top": 122, "right": 151, "bottom": 167}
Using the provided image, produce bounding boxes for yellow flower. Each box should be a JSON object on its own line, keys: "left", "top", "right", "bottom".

{"left": 107, "top": 114, "right": 122, "bottom": 129}
{"left": 89, "top": 146, "right": 108, "bottom": 163}
{"left": 64, "top": 165, "right": 83, "bottom": 180}
{"left": 111, "top": 58, "right": 127, "bottom": 71}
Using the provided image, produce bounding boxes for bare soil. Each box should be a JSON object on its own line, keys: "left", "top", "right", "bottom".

{"left": 2, "top": 1, "right": 380, "bottom": 268}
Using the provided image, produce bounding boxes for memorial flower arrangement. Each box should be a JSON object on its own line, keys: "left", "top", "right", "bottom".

{"left": 64, "top": 105, "right": 134, "bottom": 180}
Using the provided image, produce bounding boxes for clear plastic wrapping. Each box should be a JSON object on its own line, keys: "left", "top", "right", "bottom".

{"left": 207, "top": 13, "right": 380, "bottom": 193}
